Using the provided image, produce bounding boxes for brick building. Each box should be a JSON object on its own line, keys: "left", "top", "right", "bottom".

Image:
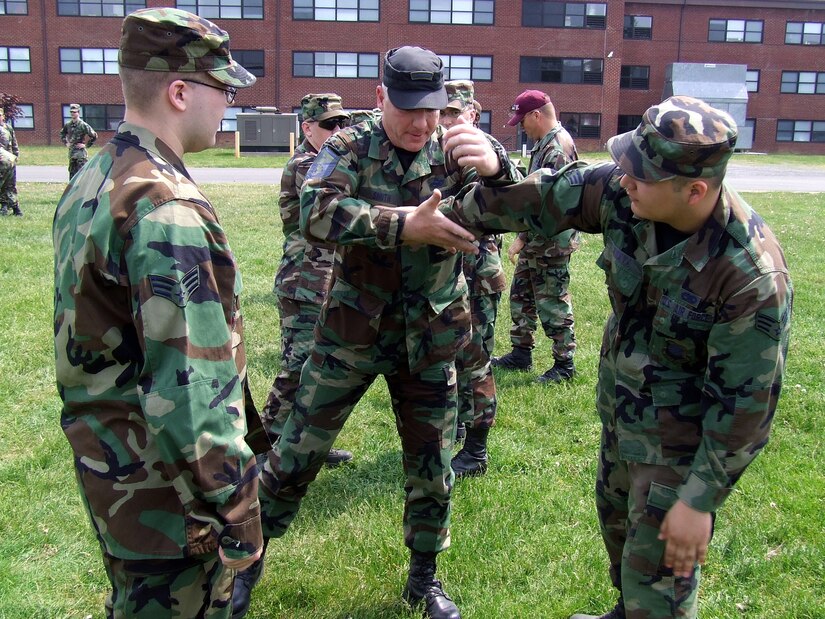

{"left": 2, "top": 0, "right": 824, "bottom": 153}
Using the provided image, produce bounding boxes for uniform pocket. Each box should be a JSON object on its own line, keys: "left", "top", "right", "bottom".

{"left": 316, "top": 278, "right": 385, "bottom": 349}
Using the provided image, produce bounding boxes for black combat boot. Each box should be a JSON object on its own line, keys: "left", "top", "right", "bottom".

{"left": 231, "top": 537, "right": 269, "bottom": 619}
{"left": 402, "top": 551, "right": 461, "bottom": 619}
{"left": 269, "top": 431, "right": 353, "bottom": 467}
{"left": 450, "top": 427, "right": 489, "bottom": 479}
{"left": 454, "top": 421, "right": 466, "bottom": 444}
{"left": 12, "top": 205, "right": 23, "bottom": 217}
{"left": 536, "top": 359, "right": 576, "bottom": 384}
{"left": 490, "top": 346, "right": 532, "bottom": 371}
{"left": 569, "top": 598, "right": 626, "bottom": 619}
{"left": 0, "top": 205, "right": 8, "bottom": 216}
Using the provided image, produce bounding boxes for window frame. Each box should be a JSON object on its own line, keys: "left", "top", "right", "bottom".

{"left": 519, "top": 56, "right": 603, "bottom": 85}
{"left": 0, "top": 0, "right": 28, "bottom": 15}
{"left": 708, "top": 18, "right": 763, "bottom": 43}
{"left": 59, "top": 47, "right": 119, "bottom": 75}
{"left": 232, "top": 49, "right": 265, "bottom": 78}
{"left": 439, "top": 54, "right": 493, "bottom": 81}
{"left": 56, "top": 0, "right": 145, "bottom": 17}
{"left": 409, "top": 0, "right": 495, "bottom": 26}
{"left": 780, "top": 71, "right": 825, "bottom": 95}
{"left": 623, "top": 14, "right": 652, "bottom": 40}
{"left": 776, "top": 119, "right": 825, "bottom": 143}
{"left": 292, "top": 50, "right": 380, "bottom": 79}
{"left": 558, "top": 111, "right": 600, "bottom": 139}
{"left": 522, "top": 1, "right": 607, "bottom": 30}
{"left": 9, "top": 103, "right": 34, "bottom": 129}
{"left": 619, "top": 65, "right": 650, "bottom": 90}
{"left": 746, "top": 69, "right": 760, "bottom": 93}
{"left": 0, "top": 46, "right": 31, "bottom": 73}
{"left": 175, "top": 0, "right": 263, "bottom": 19}
{"left": 785, "top": 21, "right": 824, "bottom": 46}
{"left": 292, "top": 0, "right": 379, "bottom": 22}
{"left": 63, "top": 103, "right": 124, "bottom": 131}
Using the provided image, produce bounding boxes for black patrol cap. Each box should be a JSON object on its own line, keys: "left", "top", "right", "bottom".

{"left": 383, "top": 46, "right": 447, "bottom": 110}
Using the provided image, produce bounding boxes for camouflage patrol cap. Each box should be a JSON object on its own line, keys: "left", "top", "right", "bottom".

{"left": 119, "top": 8, "right": 255, "bottom": 89}
{"left": 444, "top": 80, "right": 474, "bottom": 110}
{"left": 348, "top": 109, "right": 377, "bottom": 126}
{"left": 607, "top": 95, "right": 737, "bottom": 182}
{"left": 69, "top": 104, "right": 81, "bottom": 112}
{"left": 300, "top": 93, "right": 350, "bottom": 122}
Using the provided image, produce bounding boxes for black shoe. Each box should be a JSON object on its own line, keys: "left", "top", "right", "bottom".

{"left": 490, "top": 347, "right": 532, "bottom": 371}
{"left": 402, "top": 551, "right": 461, "bottom": 619}
{"left": 12, "top": 210, "right": 22, "bottom": 217}
{"left": 570, "top": 599, "right": 626, "bottom": 619}
{"left": 231, "top": 539, "right": 269, "bottom": 619}
{"left": 536, "top": 360, "right": 575, "bottom": 384}
{"left": 455, "top": 421, "right": 466, "bottom": 444}
{"left": 325, "top": 447, "right": 353, "bottom": 467}
{"left": 451, "top": 427, "right": 489, "bottom": 479}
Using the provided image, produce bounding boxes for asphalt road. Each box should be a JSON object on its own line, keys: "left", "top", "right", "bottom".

{"left": 16, "top": 162, "right": 825, "bottom": 192}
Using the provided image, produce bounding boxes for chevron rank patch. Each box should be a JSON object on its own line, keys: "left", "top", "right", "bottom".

{"left": 149, "top": 266, "right": 200, "bottom": 307}
{"left": 754, "top": 310, "right": 782, "bottom": 341}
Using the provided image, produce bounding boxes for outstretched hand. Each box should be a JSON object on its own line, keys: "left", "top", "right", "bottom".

{"left": 401, "top": 189, "right": 478, "bottom": 255}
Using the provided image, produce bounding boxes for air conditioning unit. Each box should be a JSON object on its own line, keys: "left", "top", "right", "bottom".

{"left": 238, "top": 110, "right": 300, "bottom": 154}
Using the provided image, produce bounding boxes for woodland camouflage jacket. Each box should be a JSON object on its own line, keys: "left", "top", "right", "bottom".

{"left": 53, "top": 123, "right": 265, "bottom": 561}
{"left": 444, "top": 161, "right": 793, "bottom": 513}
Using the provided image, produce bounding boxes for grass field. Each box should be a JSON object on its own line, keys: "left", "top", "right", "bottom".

{"left": 0, "top": 182, "right": 822, "bottom": 619}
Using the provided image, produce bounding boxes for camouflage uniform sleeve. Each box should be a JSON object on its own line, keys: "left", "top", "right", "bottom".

{"left": 442, "top": 161, "right": 605, "bottom": 238}
{"left": 300, "top": 140, "right": 405, "bottom": 249}
{"left": 681, "top": 272, "right": 793, "bottom": 513}
{"left": 85, "top": 121, "right": 98, "bottom": 147}
{"left": 59, "top": 122, "right": 68, "bottom": 145}
{"left": 9, "top": 125, "right": 18, "bottom": 157}
{"left": 126, "top": 200, "right": 261, "bottom": 559}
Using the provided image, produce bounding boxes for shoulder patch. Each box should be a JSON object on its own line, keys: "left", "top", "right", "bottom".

{"left": 754, "top": 311, "right": 782, "bottom": 341}
{"left": 149, "top": 266, "right": 199, "bottom": 307}
{"left": 566, "top": 168, "right": 584, "bottom": 186}
{"left": 306, "top": 148, "right": 340, "bottom": 181}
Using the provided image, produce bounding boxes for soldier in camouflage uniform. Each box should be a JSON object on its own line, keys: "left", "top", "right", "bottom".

{"left": 52, "top": 9, "right": 267, "bottom": 618}
{"left": 0, "top": 108, "right": 22, "bottom": 216}
{"left": 59, "top": 103, "right": 97, "bottom": 180}
{"left": 492, "top": 90, "right": 580, "bottom": 383}
{"left": 245, "top": 46, "right": 519, "bottom": 619}
{"left": 260, "top": 93, "right": 353, "bottom": 466}
{"left": 439, "top": 80, "right": 517, "bottom": 478}
{"left": 442, "top": 96, "right": 792, "bottom": 619}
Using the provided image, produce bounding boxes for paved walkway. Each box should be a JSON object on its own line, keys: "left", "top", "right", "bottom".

{"left": 16, "top": 162, "right": 825, "bottom": 192}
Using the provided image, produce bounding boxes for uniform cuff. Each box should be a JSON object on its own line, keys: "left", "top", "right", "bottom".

{"left": 678, "top": 471, "right": 732, "bottom": 513}
{"left": 218, "top": 509, "right": 263, "bottom": 561}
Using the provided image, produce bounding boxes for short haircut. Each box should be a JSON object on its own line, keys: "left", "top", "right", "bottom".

{"left": 119, "top": 66, "right": 189, "bottom": 112}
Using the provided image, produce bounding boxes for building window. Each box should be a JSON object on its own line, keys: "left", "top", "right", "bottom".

{"left": 785, "top": 21, "right": 824, "bottom": 45}
{"left": 293, "top": 0, "right": 378, "bottom": 21}
{"left": 559, "top": 112, "right": 599, "bottom": 139}
{"left": 777, "top": 119, "right": 825, "bottom": 143}
{"left": 10, "top": 104, "right": 34, "bottom": 129}
{"left": 522, "top": 2, "right": 606, "bottom": 29}
{"left": 176, "top": 0, "right": 263, "bottom": 19}
{"left": 0, "top": 0, "right": 27, "bottom": 14}
{"left": 59, "top": 48, "right": 119, "bottom": 75}
{"left": 0, "top": 47, "right": 30, "bottom": 72}
{"left": 623, "top": 14, "right": 651, "bottom": 39}
{"left": 620, "top": 65, "right": 649, "bottom": 89}
{"left": 520, "top": 57, "right": 603, "bottom": 84}
{"left": 57, "top": 0, "right": 144, "bottom": 16}
{"left": 746, "top": 69, "right": 760, "bottom": 93}
{"left": 409, "top": 0, "right": 494, "bottom": 25}
{"left": 708, "top": 19, "right": 762, "bottom": 43}
{"left": 221, "top": 107, "right": 254, "bottom": 132}
{"left": 781, "top": 71, "right": 825, "bottom": 95}
{"left": 745, "top": 118, "right": 756, "bottom": 143}
{"left": 478, "top": 110, "right": 491, "bottom": 134}
{"left": 440, "top": 55, "right": 492, "bottom": 81}
{"left": 233, "top": 50, "right": 264, "bottom": 77}
{"left": 617, "top": 114, "right": 642, "bottom": 134}
{"left": 293, "top": 51, "right": 379, "bottom": 78}
{"left": 64, "top": 103, "right": 124, "bottom": 131}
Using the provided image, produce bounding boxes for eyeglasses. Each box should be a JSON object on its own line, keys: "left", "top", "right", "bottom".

{"left": 180, "top": 79, "right": 237, "bottom": 104}
{"left": 317, "top": 118, "right": 349, "bottom": 131}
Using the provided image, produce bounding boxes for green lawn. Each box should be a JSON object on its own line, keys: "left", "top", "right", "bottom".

{"left": 0, "top": 183, "right": 822, "bottom": 618}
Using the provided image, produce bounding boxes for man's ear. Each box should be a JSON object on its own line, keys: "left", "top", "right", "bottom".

{"left": 376, "top": 85, "right": 386, "bottom": 110}
{"left": 686, "top": 179, "right": 709, "bottom": 205}
{"left": 167, "top": 80, "right": 187, "bottom": 112}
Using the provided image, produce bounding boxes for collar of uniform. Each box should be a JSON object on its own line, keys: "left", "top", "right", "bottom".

{"left": 115, "top": 122, "right": 189, "bottom": 180}
{"left": 681, "top": 185, "right": 730, "bottom": 272}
